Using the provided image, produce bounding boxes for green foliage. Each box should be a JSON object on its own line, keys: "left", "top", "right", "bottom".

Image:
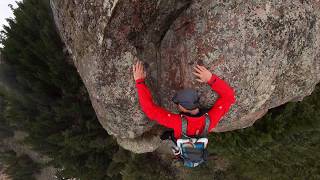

{"left": 0, "top": 150, "right": 40, "bottom": 180}
{"left": 206, "top": 85, "right": 320, "bottom": 179}
{"left": 121, "top": 153, "right": 174, "bottom": 180}
{"left": 0, "top": 95, "right": 14, "bottom": 138}
{"left": 0, "top": 0, "right": 118, "bottom": 179}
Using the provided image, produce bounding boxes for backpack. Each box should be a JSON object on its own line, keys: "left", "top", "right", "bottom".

{"left": 176, "top": 113, "right": 210, "bottom": 168}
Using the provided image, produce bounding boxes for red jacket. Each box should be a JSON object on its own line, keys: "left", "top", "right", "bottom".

{"left": 135, "top": 74, "right": 236, "bottom": 139}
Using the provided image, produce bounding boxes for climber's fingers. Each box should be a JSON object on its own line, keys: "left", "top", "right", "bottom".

{"left": 139, "top": 61, "right": 144, "bottom": 73}
{"left": 137, "top": 61, "right": 140, "bottom": 71}
{"left": 133, "top": 62, "right": 139, "bottom": 73}
{"left": 134, "top": 62, "right": 139, "bottom": 72}
{"left": 137, "top": 61, "right": 142, "bottom": 72}
{"left": 133, "top": 61, "right": 146, "bottom": 80}
{"left": 137, "top": 61, "right": 141, "bottom": 67}
{"left": 198, "top": 65, "right": 207, "bottom": 71}
{"left": 135, "top": 62, "right": 139, "bottom": 72}
{"left": 141, "top": 61, "right": 145, "bottom": 72}
{"left": 197, "top": 65, "right": 209, "bottom": 72}
{"left": 192, "top": 71, "right": 201, "bottom": 77}
{"left": 195, "top": 65, "right": 202, "bottom": 70}
{"left": 193, "top": 66, "right": 202, "bottom": 74}
{"left": 196, "top": 65, "right": 204, "bottom": 71}
{"left": 196, "top": 79, "right": 204, "bottom": 83}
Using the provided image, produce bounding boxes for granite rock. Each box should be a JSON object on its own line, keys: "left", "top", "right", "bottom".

{"left": 50, "top": 0, "right": 320, "bottom": 153}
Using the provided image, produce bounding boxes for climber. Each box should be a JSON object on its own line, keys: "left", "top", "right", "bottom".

{"left": 133, "top": 59, "right": 236, "bottom": 166}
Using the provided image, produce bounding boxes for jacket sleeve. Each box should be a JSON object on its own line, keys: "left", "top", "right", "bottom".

{"left": 135, "top": 79, "right": 180, "bottom": 129}
{"left": 207, "top": 74, "right": 236, "bottom": 132}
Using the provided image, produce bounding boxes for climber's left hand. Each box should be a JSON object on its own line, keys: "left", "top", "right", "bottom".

{"left": 193, "top": 65, "right": 212, "bottom": 83}
{"left": 133, "top": 60, "right": 146, "bottom": 81}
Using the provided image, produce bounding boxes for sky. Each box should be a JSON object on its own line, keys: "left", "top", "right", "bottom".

{"left": 0, "top": 0, "right": 21, "bottom": 31}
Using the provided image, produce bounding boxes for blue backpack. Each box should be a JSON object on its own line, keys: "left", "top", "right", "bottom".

{"left": 176, "top": 113, "right": 210, "bottom": 168}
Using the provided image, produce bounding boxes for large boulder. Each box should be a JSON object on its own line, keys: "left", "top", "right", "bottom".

{"left": 50, "top": 0, "right": 320, "bottom": 153}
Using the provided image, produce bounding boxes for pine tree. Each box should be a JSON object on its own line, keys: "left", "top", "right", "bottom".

{"left": 0, "top": 0, "right": 119, "bottom": 179}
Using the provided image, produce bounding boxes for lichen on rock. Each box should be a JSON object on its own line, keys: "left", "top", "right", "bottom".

{"left": 50, "top": 0, "right": 320, "bottom": 153}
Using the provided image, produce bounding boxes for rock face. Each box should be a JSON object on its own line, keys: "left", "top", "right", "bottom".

{"left": 50, "top": 0, "right": 320, "bottom": 153}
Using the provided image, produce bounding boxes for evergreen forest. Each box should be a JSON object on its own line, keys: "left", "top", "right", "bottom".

{"left": 0, "top": 0, "right": 319, "bottom": 179}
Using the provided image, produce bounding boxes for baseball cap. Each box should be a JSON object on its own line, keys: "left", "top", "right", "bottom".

{"left": 172, "top": 88, "right": 200, "bottom": 110}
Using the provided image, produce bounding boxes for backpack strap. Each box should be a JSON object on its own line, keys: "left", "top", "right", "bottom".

{"left": 201, "top": 113, "right": 211, "bottom": 137}
{"left": 180, "top": 115, "right": 190, "bottom": 139}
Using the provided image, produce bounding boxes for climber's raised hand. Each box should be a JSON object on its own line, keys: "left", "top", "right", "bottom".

{"left": 193, "top": 65, "right": 212, "bottom": 83}
{"left": 133, "top": 60, "right": 146, "bottom": 81}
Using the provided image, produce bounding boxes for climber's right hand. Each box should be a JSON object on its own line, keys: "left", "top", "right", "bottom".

{"left": 133, "top": 60, "right": 146, "bottom": 81}
{"left": 192, "top": 65, "right": 212, "bottom": 83}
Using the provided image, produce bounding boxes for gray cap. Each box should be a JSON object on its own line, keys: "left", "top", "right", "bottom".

{"left": 172, "top": 88, "right": 200, "bottom": 110}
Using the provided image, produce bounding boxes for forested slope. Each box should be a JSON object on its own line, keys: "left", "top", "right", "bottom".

{"left": 0, "top": 0, "right": 120, "bottom": 179}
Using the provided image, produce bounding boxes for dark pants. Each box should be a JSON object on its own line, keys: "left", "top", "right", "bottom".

{"left": 160, "top": 130, "right": 177, "bottom": 145}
